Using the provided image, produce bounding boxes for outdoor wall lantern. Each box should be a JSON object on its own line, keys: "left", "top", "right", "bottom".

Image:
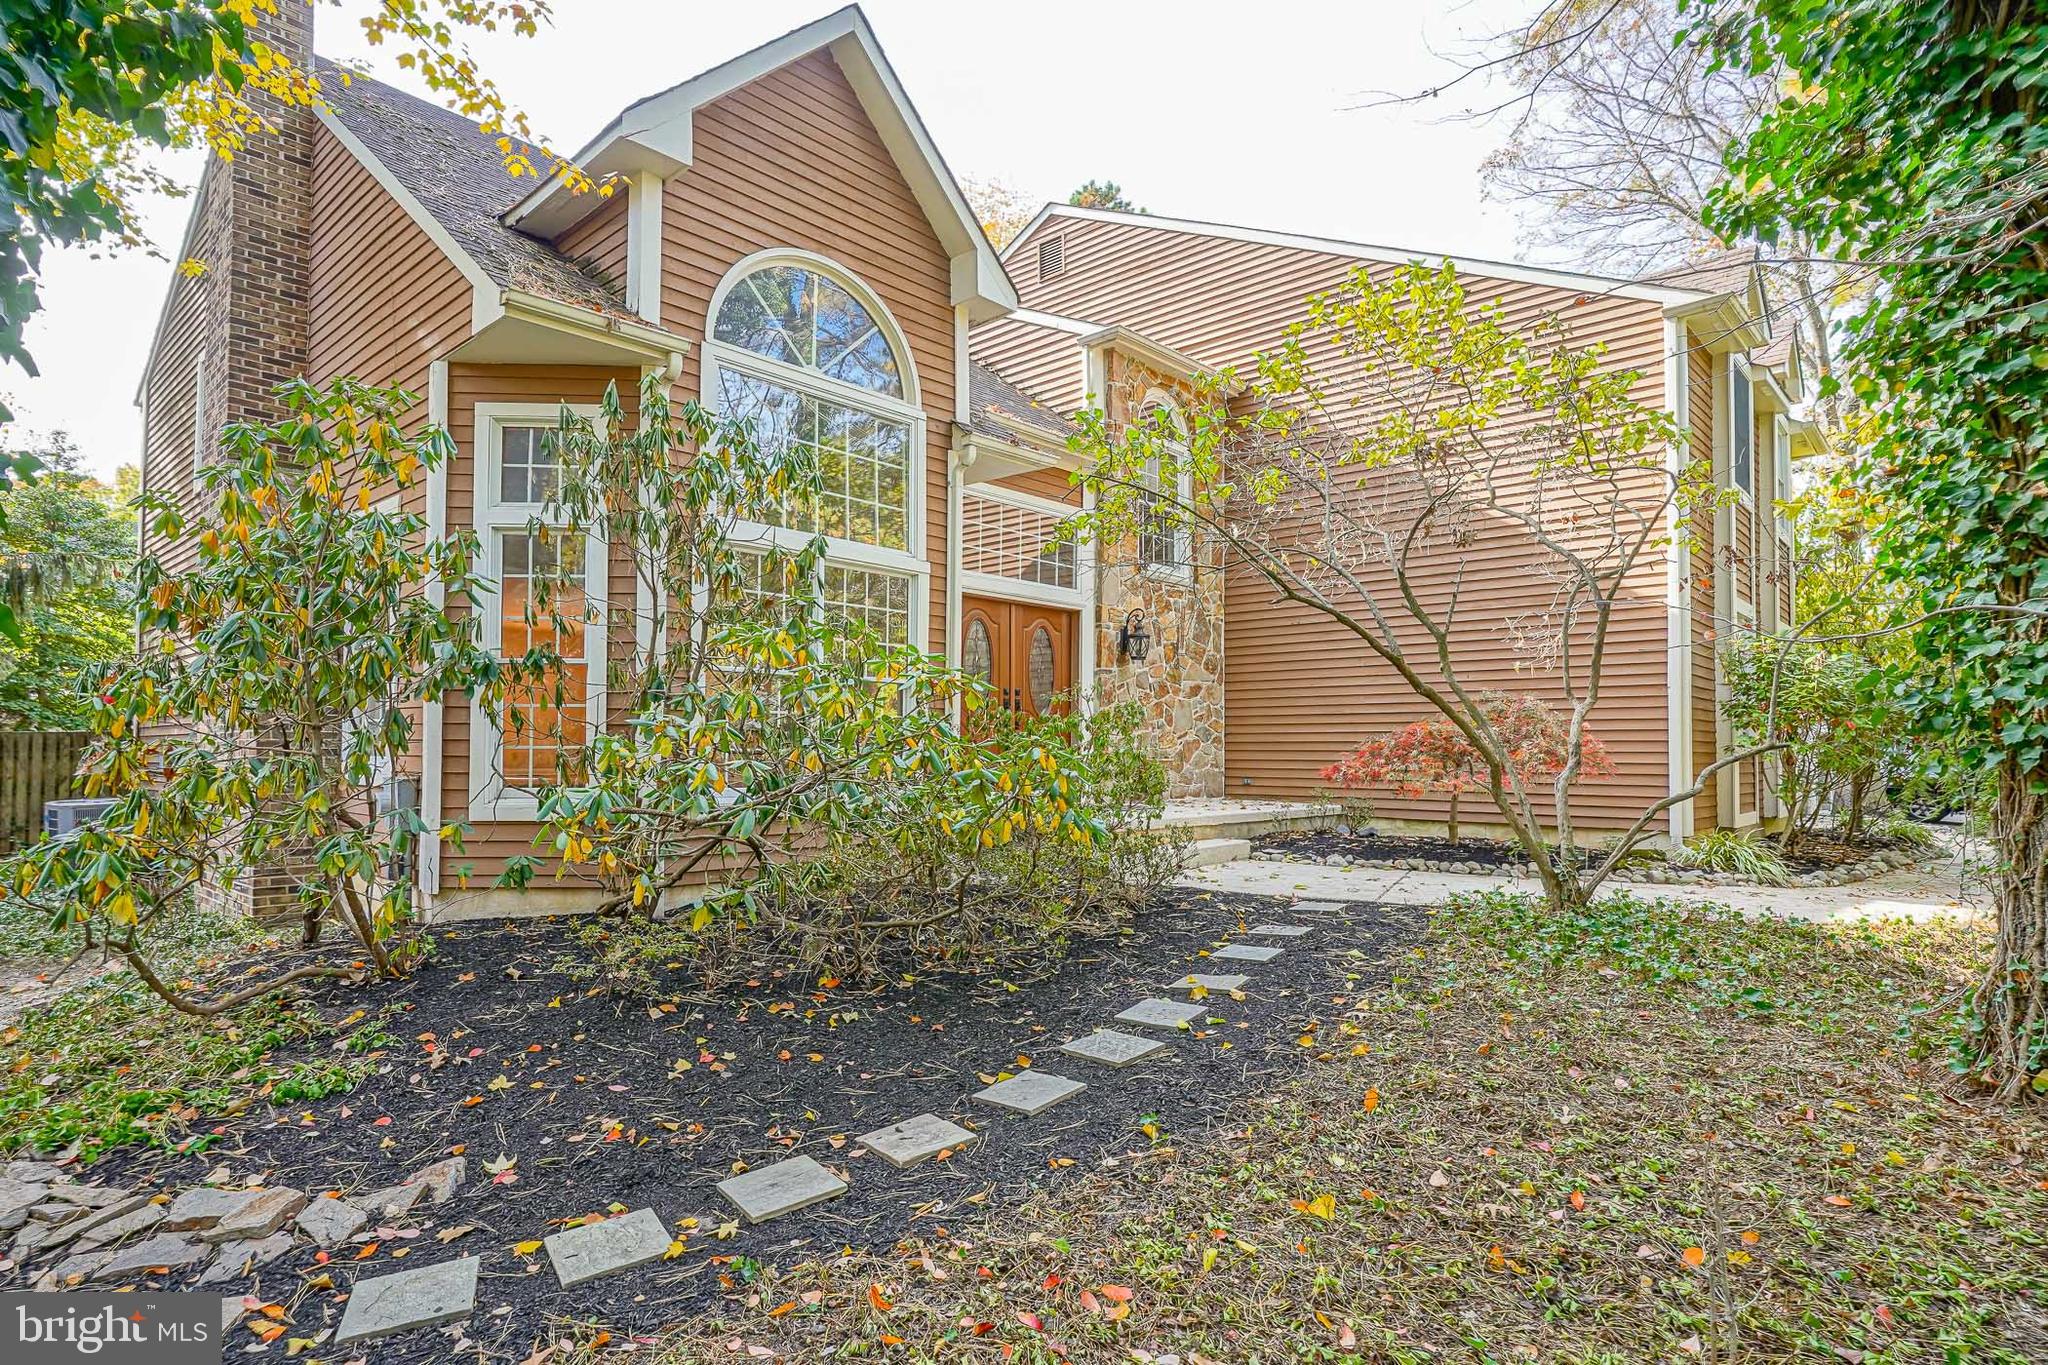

{"left": 1117, "top": 609, "right": 1152, "bottom": 664}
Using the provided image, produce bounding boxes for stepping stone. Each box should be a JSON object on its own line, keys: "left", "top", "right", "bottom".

{"left": 165, "top": 1186, "right": 261, "bottom": 1232}
{"left": 335, "top": 1255, "right": 480, "bottom": 1346}
{"left": 200, "top": 1187, "right": 304, "bottom": 1243}
{"left": 1212, "top": 943, "right": 1283, "bottom": 963}
{"left": 974, "top": 1070, "right": 1087, "bottom": 1116}
{"left": 545, "top": 1207, "right": 670, "bottom": 1288}
{"left": 716, "top": 1156, "right": 848, "bottom": 1225}
{"left": 1248, "top": 923, "right": 1311, "bottom": 937}
{"left": 857, "top": 1114, "right": 978, "bottom": 1169}
{"left": 296, "top": 1194, "right": 370, "bottom": 1247}
{"left": 90, "top": 1231, "right": 211, "bottom": 1281}
{"left": 75, "top": 1202, "right": 164, "bottom": 1249}
{"left": 1290, "top": 901, "right": 1344, "bottom": 914}
{"left": 1164, "top": 972, "right": 1248, "bottom": 995}
{"left": 1060, "top": 1029, "right": 1166, "bottom": 1068}
{"left": 1114, "top": 998, "right": 1207, "bottom": 1031}
{"left": 197, "top": 1232, "right": 291, "bottom": 1285}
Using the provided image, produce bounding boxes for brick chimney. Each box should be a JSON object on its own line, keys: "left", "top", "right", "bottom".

{"left": 193, "top": 0, "right": 314, "bottom": 446}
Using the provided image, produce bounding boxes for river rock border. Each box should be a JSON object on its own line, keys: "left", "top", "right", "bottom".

{"left": 1251, "top": 844, "right": 1933, "bottom": 888}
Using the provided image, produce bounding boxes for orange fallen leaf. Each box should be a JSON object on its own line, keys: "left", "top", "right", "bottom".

{"left": 1361, "top": 1088, "right": 1380, "bottom": 1113}
{"left": 1681, "top": 1246, "right": 1706, "bottom": 1268}
{"left": 354, "top": 1243, "right": 379, "bottom": 1260}
{"left": 868, "top": 1284, "right": 893, "bottom": 1313}
{"left": 1569, "top": 1190, "right": 1585, "bottom": 1211}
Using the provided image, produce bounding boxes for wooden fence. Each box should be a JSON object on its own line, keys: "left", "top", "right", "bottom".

{"left": 0, "top": 731, "right": 91, "bottom": 854}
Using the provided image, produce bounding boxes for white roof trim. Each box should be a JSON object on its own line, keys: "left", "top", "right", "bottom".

{"left": 502, "top": 5, "right": 1015, "bottom": 321}
{"left": 1003, "top": 203, "right": 1704, "bottom": 307}
{"left": 1005, "top": 307, "right": 1099, "bottom": 335}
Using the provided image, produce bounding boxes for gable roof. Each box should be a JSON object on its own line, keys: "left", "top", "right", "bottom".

{"left": 317, "top": 62, "right": 627, "bottom": 316}
{"left": 1645, "top": 246, "right": 1762, "bottom": 301}
{"left": 1006, "top": 203, "right": 1705, "bottom": 307}
{"left": 502, "top": 5, "right": 1016, "bottom": 321}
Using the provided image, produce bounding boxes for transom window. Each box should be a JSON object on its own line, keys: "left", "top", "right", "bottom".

{"left": 713, "top": 263, "right": 903, "bottom": 397}
{"left": 499, "top": 425, "right": 559, "bottom": 504}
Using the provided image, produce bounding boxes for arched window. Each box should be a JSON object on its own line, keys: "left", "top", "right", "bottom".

{"left": 707, "top": 253, "right": 921, "bottom": 570}
{"left": 1136, "top": 389, "right": 1192, "bottom": 576}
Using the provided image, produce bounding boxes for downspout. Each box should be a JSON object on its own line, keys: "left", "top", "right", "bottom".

{"left": 418, "top": 358, "right": 450, "bottom": 915}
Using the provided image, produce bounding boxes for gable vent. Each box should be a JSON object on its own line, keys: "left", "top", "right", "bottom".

{"left": 1037, "top": 235, "right": 1065, "bottom": 281}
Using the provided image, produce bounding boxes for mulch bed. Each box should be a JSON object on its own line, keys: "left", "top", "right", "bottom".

{"left": 28, "top": 887, "right": 1421, "bottom": 1362}
{"left": 1255, "top": 829, "right": 1535, "bottom": 869}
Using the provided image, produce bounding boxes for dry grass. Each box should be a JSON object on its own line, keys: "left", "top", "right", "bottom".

{"left": 644, "top": 891, "right": 2048, "bottom": 1363}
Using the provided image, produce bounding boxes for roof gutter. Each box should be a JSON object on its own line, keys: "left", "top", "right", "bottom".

{"left": 498, "top": 289, "right": 694, "bottom": 364}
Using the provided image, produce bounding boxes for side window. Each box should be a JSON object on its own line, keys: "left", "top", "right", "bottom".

{"left": 1135, "top": 393, "right": 1191, "bottom": 575}
{"left": 1729, "top": 355, "right": 1754, "bottom": 497}
{"left": 471, "top": 411, "right": 603, "bottom": 818}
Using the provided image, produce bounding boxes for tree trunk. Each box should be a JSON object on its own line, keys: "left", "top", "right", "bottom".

{"left": 1965, "top": 755, "right": 2048, "bottom": 1101}
{"left": 1846, "top": 770, "right": 1870, "bottom": 842}
{"left": 1447, "top": 790, "right": 1460, "bottom": 845}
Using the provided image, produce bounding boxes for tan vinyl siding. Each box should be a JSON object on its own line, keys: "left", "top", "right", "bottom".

{"left": 1005, "top": 215, "right": 1675, "bottom": 829}
{"left": 993, "top": 467, "right": 1081, "bottom": 505}
{"left": 308, "top": 124, "right": 470, "bottom": 412}
{"left": 1689, "top": 338, "right": 1721, "bottom": 828}
{"left": 555, "top": 191, "right": 630, "bottom": 296}
{"left": 658, "top": 50, "right": 955, "bottom": 653}
{"left": 439, "top": 363, "right": 640, "bottom": 889}
{"left": 970, "top": 320, "right": 1087, "bottom": 413}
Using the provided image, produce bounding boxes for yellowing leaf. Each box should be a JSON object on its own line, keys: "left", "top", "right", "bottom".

{"left": 1291, "top": 1193, "right": 1336, "bottom": 1220}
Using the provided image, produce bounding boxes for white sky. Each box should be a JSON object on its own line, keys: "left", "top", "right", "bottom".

{"left": 5, "top": 0, "right": 1540, "bottom": 481}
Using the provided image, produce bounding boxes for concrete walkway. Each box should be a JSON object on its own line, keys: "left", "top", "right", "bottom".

{"left": 1184, "top": 846, "right": 1988, "bottom": 924}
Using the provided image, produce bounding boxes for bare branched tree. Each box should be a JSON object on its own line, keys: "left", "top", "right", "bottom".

{"left": 1408, "top": 0, "right": 1859, "bottom": 424}
{"left": 1073, "top": 262, "right": 1784, "bottom": 912}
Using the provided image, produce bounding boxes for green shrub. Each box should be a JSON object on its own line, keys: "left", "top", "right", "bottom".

{"left": 1872, "top": 813, "right": 1938, "bottom": 852}
{"left": 1672, "top": 828, "right": 1791, "bottom": 885}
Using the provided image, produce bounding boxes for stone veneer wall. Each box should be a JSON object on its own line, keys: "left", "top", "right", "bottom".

{"left": 1089, "top": 352, "right": 1225, "bottom": 798}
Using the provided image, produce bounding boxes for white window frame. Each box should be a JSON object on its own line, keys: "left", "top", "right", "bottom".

{"left": 468, "top": 401, "right": 608, "bottom": 823}
{"left": 1135, "top": 388, "right": 1194, "bottom": 582}
{"left": 701, "top": 248, "right": 930, "bottom": 649}
{"left": 1727, "top": 354, "right": 1755, "bottom": 504}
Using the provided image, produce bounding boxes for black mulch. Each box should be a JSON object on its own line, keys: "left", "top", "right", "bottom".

{"left": 39, "top": 887, "right": 1421, "bottom": 1362}
{"left": 1256, "top": 829, "right": 1536, "bottom": 870}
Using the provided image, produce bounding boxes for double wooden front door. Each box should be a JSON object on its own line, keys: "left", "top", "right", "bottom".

{"left": 961, "top": 594, "right": 1075, "bottom": 717}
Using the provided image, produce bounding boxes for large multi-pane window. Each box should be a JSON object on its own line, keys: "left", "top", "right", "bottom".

{"left": 709, "top": 257, "right": 921, "bottom": 563}
{"left": 725, "top": 551, "right": 913, "bottom": 649}
{"left": 715, "top": 370, "right": 910, "bottom": 550}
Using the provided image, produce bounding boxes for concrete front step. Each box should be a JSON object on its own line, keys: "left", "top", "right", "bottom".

{"left": 1183, "top": 837, "right": 1252, "bottom": 869}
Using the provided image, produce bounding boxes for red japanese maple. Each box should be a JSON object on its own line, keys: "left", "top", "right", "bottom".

{"left": 1320, "top": 692, "right": 1615, "bottom": 843}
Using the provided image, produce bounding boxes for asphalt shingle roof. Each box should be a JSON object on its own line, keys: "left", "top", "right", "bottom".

{"left": 316, "top": 60, "right": 626, "bottom": 315}
{"left": 967, "top": 363, "right": 1077, "bottom": 444}
{"left": 1644, "top": 246, "right": 1760, "bottom": 300}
